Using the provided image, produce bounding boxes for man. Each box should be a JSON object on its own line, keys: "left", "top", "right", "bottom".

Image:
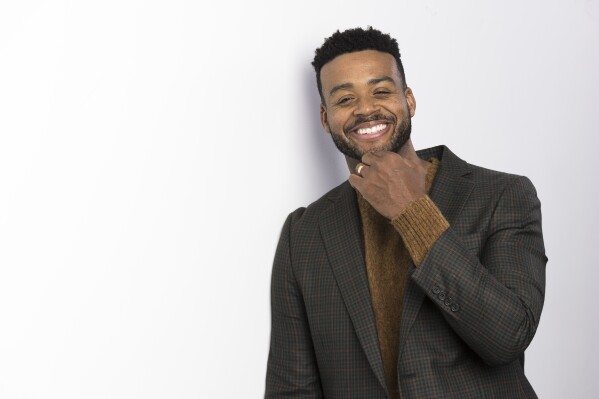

{"left": 265, "top": 27, "right": 546, "bottom": 399}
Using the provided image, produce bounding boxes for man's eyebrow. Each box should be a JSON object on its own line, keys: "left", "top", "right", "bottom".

{"left": 329, "top": 83, "right": 353, "bottom": 98}
{"left": 368, "top": 76, "right": 395, "bottom": 85}
{"left": 328, "top": 76, "right": 396, "bottom": 98}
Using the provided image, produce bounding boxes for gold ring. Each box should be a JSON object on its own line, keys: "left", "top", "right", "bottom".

{"left": 356, "top": 164, "right": 365, "bottom": 175}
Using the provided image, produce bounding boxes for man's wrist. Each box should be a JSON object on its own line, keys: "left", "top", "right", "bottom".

{"left": 390, "top": 195, "right": 449, "bottom": 266}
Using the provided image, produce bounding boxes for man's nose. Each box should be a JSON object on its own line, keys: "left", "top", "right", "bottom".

{"left": 353, "top": 97, "right": 380, "bottom": 116}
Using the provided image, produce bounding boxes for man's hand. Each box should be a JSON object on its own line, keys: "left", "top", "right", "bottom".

{"left": 349, "top": 150, "right": 427, "bottom": 219}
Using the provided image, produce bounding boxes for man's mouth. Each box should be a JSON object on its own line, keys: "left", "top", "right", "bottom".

{"left": 347, "top": 120, "right": 392, "bottom": 141}
{"left": 356, "top": 123, "right": 387, "bottom": 135}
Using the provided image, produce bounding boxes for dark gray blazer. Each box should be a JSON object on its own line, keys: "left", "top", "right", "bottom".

{"left": 266, "top": 145, "right": 547, "bottom": 398}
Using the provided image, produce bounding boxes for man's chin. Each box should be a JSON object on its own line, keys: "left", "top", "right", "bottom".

{"left": 350, "top": 143, "right": 395, "bottom": 158}
{"left": 331, "top": 128, "right": 411, "bottom": 160}
{"left": 332, "top": 140, "right": 389, "bottom": 160}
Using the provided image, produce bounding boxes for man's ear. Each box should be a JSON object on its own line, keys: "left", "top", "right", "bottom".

{"left": 320, "top": 103, "right": 331, "bottom": 134}
{"left": 404, "top": 87, "right": 416, "bottom": 118}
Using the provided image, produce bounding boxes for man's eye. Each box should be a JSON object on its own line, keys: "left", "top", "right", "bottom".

{"left": 337, "top": 97, "right": 353, "bottom": 105}
{"left": 375, "top": 90, "right": 390, "bottom": 95}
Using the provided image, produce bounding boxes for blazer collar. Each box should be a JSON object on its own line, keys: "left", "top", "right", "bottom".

{"left": 319, "top": 145, "right": 474, "bottom": 393}
{"left": 416, "top": 145, "right": 473, "bottom": 223}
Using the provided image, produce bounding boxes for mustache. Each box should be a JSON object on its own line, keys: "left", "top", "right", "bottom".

{"left": 345, "top": 114, "right": 396, "bottom": 133}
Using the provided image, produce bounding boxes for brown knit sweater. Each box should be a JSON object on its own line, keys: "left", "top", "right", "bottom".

{"left": 356, "top": 158, "right": 449, "bottom": 399}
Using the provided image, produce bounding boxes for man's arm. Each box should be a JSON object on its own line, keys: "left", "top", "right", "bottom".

{"left": 406, "top": 175, "right": 546, "bottom": 366}
{"left": 350, "top": 148, "right": 546, "bottom": 366}
{"left": 265, "top": 212, "right": 323, "bottom": 398}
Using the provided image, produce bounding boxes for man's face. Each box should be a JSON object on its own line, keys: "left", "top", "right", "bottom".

{"left": 319, "top": 50, "right": 416, "bottom": 161}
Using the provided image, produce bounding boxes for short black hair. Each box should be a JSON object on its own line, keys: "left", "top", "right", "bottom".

{"left": 312, "top": 27, "right": 407, "bottom": 102}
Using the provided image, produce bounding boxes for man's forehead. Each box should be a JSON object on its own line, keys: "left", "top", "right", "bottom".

{"left": 320, "top": 50, "right": 401, "bottom": 89}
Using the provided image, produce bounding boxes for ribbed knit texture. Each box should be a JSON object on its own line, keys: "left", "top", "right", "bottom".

{"left": 391, "top": 194, "right": 450, "bottom": 266}
{"left": 357, "top": 157, "right": 447, "bottom": 399}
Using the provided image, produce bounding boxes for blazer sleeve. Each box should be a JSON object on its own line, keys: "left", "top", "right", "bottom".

{"left": 410, "top": 175, "right": 547, "bottom": 366}
{"left": 265, "top": 212, "right": 323, "bottom": 398}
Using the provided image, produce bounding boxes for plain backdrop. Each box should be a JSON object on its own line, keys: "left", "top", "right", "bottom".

{"left": 1, "top": 0, "right": 597, "bottom": 398}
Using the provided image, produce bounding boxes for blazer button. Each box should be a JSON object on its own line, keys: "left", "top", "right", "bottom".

{"left": 438, "top": 292, "right": 446, "bottom": 301}
{"left": 432, "top": 286, "right": 441, "bottom": 294}
{"left": 444, "top": 298, "right": 452, "bottom": 306}
{"left": 451, "top": 303, "right": 460, "bottom": 312}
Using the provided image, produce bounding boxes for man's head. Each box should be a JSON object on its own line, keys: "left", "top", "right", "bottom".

{"left": 312, "top": 27, "right": 415, "bottom": 161}
{"left": 312, "top": 27, "right": 407, "bottom": 101}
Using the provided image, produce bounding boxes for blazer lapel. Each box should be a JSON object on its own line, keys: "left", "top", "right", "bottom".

{"left": 399, "top": 146, "right": 475, "bottom": 359}
{"left": 319, "top": 183, "right": 389, "bottom": 397}
{"left": 425, "top": 146, "right": 475, "bottom": 225}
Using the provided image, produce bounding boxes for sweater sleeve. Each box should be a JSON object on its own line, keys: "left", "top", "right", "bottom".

{"left": 390, "top": 195, "right": 449, "bottom": 266}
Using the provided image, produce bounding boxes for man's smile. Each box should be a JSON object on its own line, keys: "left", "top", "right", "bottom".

{"left": 347, "top": 121, "right": 392, "bottom": 141}
{"left": 356, "top": 123, "right": 387, "bottom": 135}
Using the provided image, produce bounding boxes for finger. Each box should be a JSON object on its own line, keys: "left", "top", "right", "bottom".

{"left": 362, "top": 152, "right": 380, "bottom": 165}
{"left": 348, "top": 173, "right": 363, "bottom": 190}
{"left": 372, "top": 150, "right": 408, "bottom": 166}
{"left": 374, "top": 150, "right": 401, "bottom": 161}
{"left": 354, "top": 162, "right": 370, "bottom": 177}
{"left": 354, "top": 162, "right": 363, "bottom": 175}
{"left": 372, "top": 150, "right": 394, "bottom": 157}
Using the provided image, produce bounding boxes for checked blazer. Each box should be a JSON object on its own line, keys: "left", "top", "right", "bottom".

{"left": 265, "top": 145, "right": 547, "bottom": 398}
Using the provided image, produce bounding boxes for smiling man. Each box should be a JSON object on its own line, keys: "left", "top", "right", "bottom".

{"left": 265, "top": 27, "right": 547, "bottom": 399}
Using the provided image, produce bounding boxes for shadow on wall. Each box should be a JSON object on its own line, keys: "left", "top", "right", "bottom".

{"left": 302, "top": 67, "right": 348, "bottom": 197}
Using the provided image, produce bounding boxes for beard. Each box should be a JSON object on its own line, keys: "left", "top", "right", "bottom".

{"left": 329, "top": 113, "right": 412, "bottom": 161}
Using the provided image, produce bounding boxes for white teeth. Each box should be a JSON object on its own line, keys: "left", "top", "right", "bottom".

{"left": 357, "top": 124, "right": 386, "bottom": 135}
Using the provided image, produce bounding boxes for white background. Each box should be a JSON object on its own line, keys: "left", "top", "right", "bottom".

{"left": 0, "top": 0, "right": 597, "bottom": 397}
